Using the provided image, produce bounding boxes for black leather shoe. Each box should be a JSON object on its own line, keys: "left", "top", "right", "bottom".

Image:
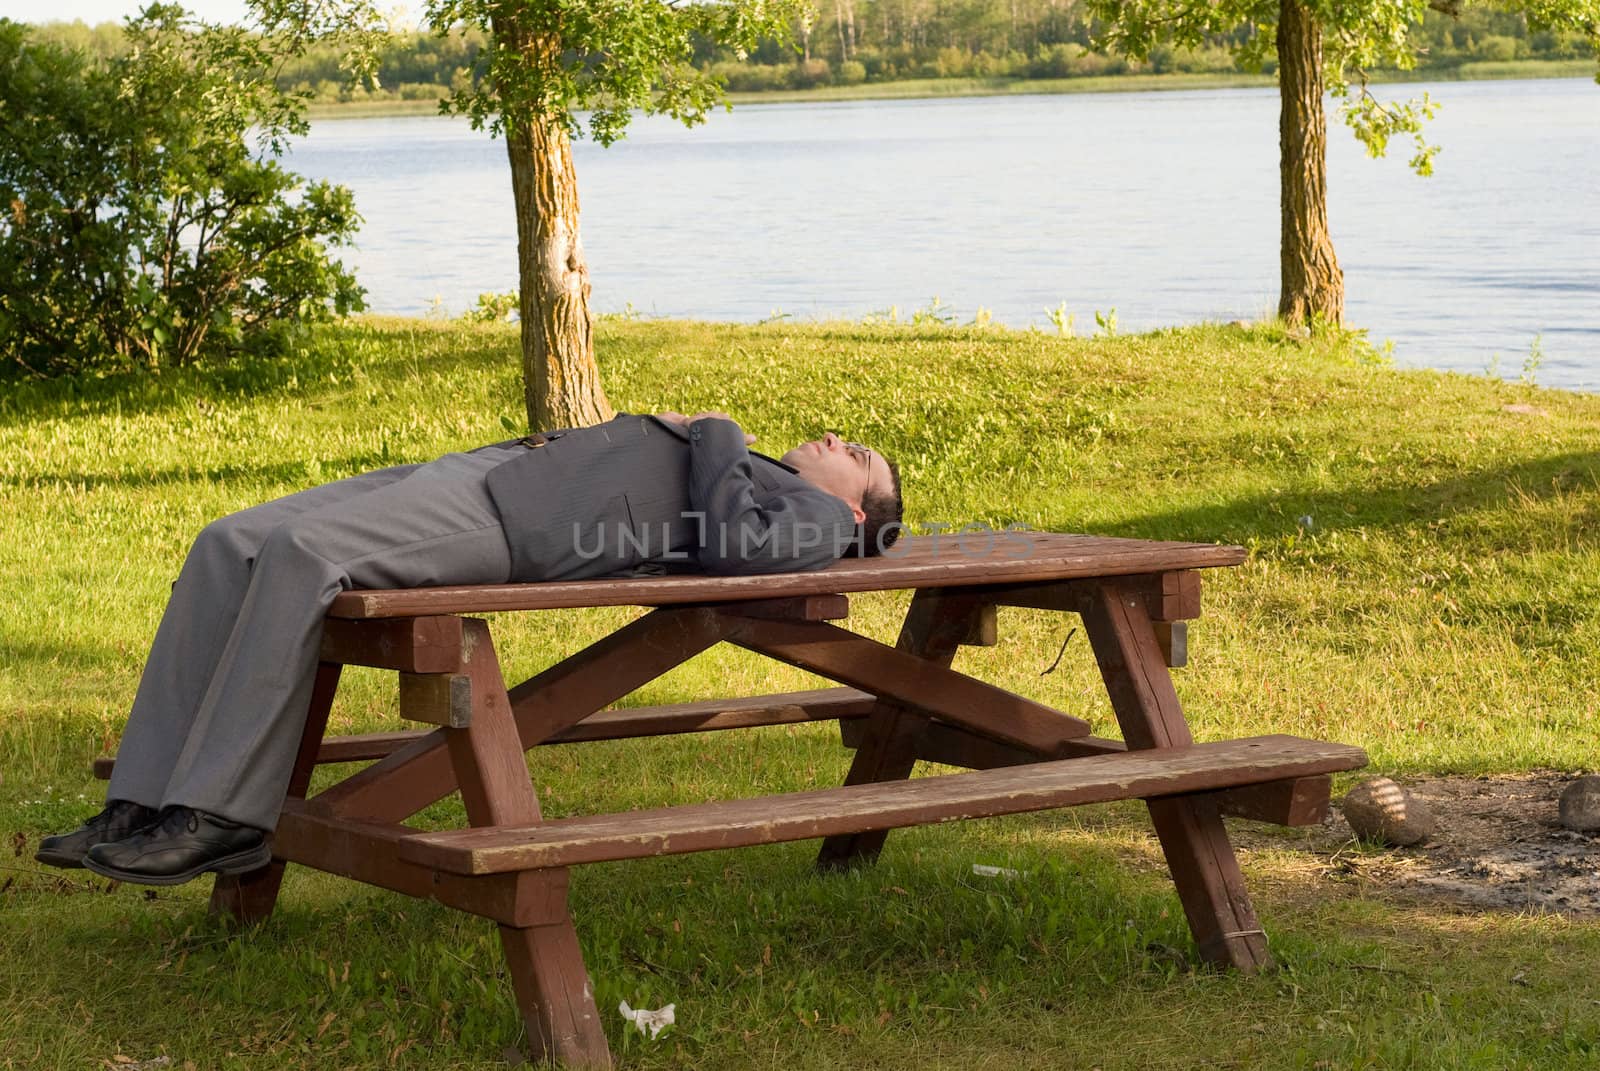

{"left": 83, "top": 806, "right": 271, "bottom": 886}
{"left": 35, "top": 800, "right": 159, "bottom": 869}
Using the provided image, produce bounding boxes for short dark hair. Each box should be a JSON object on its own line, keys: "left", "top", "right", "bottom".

{"left": 856, "top": 453, "right": 903, "bottom": 557}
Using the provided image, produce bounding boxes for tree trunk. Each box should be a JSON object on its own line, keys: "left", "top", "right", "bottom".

{"left": 1276, "top": 0, "right": 1344, "bottom": 326}
{"left": 493, "top": 26, "right": 613, "bottom": 432}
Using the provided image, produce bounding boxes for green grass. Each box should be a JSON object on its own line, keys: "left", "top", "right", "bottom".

{"left": 301, "top": 60, "right": 1597, "bottom": 120}
{"left": 2, "top": 318, "right": 1599, "bottom": 1068}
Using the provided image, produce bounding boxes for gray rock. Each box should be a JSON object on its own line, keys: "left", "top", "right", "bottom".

{"left": 1558, "top": 776, "right": 1600, "bottom": 833}
{"left": 1341, "top": 777, "right": 1436, "bottom": 847}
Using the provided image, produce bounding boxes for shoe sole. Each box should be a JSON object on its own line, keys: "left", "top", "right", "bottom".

{"left": 83, "top": 843, "right": 274, "bottom": 887}
{"left": 33, "top": 849, "right": 87, "bottom": 869}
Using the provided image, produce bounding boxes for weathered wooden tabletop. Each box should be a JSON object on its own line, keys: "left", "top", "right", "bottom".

{"left": 328, "top": 531, "right": 1247, "bottom": 618}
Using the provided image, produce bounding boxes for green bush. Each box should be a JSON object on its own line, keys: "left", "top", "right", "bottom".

{"left": 708, "top": 58, "right": 792, "bottom": 91}
{"left": 1472, "top": 33, "right": 1520, "bottom": 62}
{"left": 397, "top": 80, "right": 449, "bottom": 100}
{"left": 969, "top": 50, "right": 1013, "bottom": 76}
{"left": 836, "top": 58, "right": 867, "bottom": 84}
{"left": 791, "top": 57, "right": 833, "bottom": 87}
{"left": 0, "top": 8, "right": 364, "bottom": 379}
{"left": 1025, "top": 42, "right": 1067, "bottom": 77}
{"left": 855, "top": 48, "right": 890, "bottom": 79}
{"left": 1150, "top": 42, "right": 1239, "bottom": 74}
{"left": 933, "top": 45, "right": 971, "bottom": 77}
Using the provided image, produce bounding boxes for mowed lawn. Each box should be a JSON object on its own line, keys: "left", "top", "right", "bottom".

{"left": 1, "top": 317, "right": 1597, "bottom": 1069}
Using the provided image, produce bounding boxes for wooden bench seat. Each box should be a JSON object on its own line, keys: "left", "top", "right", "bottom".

{"left": 399, "top": 734, "right": 1366, "bottom": 875}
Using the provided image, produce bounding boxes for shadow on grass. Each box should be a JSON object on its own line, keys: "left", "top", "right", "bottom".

{"left": 1099, "top": 449, "right": 1600, "bottom": 545}
{"left": 0, "top": 452, "right": 409, "bottom": 492}
{"left": 0, "top": 322, "right": 519, "bottom": 426}
{"left": 0, "top": 636, "right": 131, "bottom": 669}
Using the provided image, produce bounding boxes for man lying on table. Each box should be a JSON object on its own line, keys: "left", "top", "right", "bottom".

{"left": 37, "top": 411, "right": 902, "bottom": 885}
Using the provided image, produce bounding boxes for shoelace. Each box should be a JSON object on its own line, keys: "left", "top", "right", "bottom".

{"left": 127, "top": 806, "right": 201, "bottom": 845}
{"left": 87, "top": 800, "right": 147, "bottom": 832}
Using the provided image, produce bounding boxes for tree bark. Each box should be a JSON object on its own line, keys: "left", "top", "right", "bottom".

{"left": 1276, "top": 0, "right": 1344, "bottom": 326}
{"left": 494, "top": 26, "right": 613, "bottom": 432}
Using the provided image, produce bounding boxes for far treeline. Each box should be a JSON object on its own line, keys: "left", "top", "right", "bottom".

{"left": 34, "top": 2, "right": 1597, "bottom": 104}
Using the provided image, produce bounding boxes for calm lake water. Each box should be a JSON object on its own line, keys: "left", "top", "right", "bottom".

{"left": 288, "top": 78, "right": 1600, "bottom": 392}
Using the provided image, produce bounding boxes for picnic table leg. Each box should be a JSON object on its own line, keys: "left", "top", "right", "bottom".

{"left": 445, "top": 619, "right": 611, "bottom": 1069}
{"left": 210, "top": 660, "right": 342, "bottom": 924}
{"left": 1079, "top": 581, "right": 1271, "bottom": 971}
{"left": 816, "top": 589, "right": 989, "bottom": 871}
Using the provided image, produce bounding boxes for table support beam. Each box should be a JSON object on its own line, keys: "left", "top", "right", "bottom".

{"left": 445, "top": 618, "right": 610, "bottom": 1068}
{"left": 1080, "top": 580, "right": 1271, "bottom": 972}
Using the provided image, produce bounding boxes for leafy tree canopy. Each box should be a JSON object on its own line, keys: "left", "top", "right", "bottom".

{"left": 245, "top": 0, "right": 804, "bottom": 145}
{"left": 439, "top": 0, "right": 803, "bottom": 144}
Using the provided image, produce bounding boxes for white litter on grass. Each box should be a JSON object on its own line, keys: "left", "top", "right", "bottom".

{"left": 618, "top": 1000, "right": 675, "bottom": 1038}
{"left": 971, "top": 864, "right": 1023, "bottom": 880}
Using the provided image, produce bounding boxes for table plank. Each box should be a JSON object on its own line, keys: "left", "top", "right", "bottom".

{"left": 400, "top": 735, "right": 1367, "bottom": 875}
{"left": 328, "top": 532, "right": 1245, "bottom": 618}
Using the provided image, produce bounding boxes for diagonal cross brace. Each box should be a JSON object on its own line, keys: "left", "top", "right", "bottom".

{"left": 310, "top": 606, "right": 731, "bottom": 822}
{"left": 719, "top": 614, "right": 1092, "bottom": 753}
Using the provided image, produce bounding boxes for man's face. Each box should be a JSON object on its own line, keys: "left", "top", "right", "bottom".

{"left": 780, "top": 432, "right": 893, "bottom": 523}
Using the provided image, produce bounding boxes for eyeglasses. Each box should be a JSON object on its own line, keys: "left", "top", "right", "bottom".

{"left": 841, "top": 440, "right": 878, "bottom": 497}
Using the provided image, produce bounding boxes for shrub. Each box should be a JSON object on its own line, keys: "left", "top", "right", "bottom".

{"left": 969, "top": 50, "right": 1012, "bottom": 77}
{"left": 1028, "top": 42, "right": 1111, "bottom": 78}
{"left": 836, "top": 58, "right": 867, "bottom": 84}
{"left": 855, "top": 48, "right": 888, "bottom": 79}
{"left": 934, "top": 45, "right": 971, "bottom": 77}
{"left": 1472, "top": 34, "right": 1520, "bottom": 62}
{"left": 707, "top": 59, "right": 791, "bottom": 92}
{"left": 462, "top": 290, "right": 518, "bottom": 322}
{"left": 0, "top": 9, "right": 364, "bottom": 378}
{"left": 791, "top": 57, "right": 833, "bottom": 88}
{"left": 397, "top": 80, "right": 448, "bottom": 100}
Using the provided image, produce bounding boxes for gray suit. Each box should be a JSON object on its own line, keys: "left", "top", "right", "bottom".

{"left": 107, "top": 415, "right": 855, "bottom": 829}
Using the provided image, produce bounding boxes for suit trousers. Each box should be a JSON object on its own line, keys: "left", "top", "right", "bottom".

{"left": 106, "top": 445, "right": 522, "bottom": 830}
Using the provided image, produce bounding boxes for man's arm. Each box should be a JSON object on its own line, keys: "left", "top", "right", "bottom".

{"left": 685, "top": 415, "right": 855, "bottom": 575}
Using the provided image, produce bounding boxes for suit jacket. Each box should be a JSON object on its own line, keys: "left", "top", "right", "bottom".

{"left": 484, "top": 414, "right": 857, "bottom": 581}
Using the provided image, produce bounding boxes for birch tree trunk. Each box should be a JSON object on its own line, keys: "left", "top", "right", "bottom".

{"left": 1276, "top": 0, "right": 1344, "bottom": 326}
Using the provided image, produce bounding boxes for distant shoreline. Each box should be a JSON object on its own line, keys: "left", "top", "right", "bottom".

{"left": 305, "top": 59, "right": 1595, "bottom": 121}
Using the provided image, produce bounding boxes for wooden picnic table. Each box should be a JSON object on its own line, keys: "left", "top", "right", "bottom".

{"left": 98, "top": 531, "right": 1367, "bottom": 1067}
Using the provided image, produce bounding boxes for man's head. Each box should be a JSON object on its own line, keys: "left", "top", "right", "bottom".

{"left": 780, "top": 432, "right": 903, "bottom": 556}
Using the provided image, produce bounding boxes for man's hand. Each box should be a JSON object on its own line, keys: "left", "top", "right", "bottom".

{"left": 657, "top": 410, "right": 756, "bottom": 445}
